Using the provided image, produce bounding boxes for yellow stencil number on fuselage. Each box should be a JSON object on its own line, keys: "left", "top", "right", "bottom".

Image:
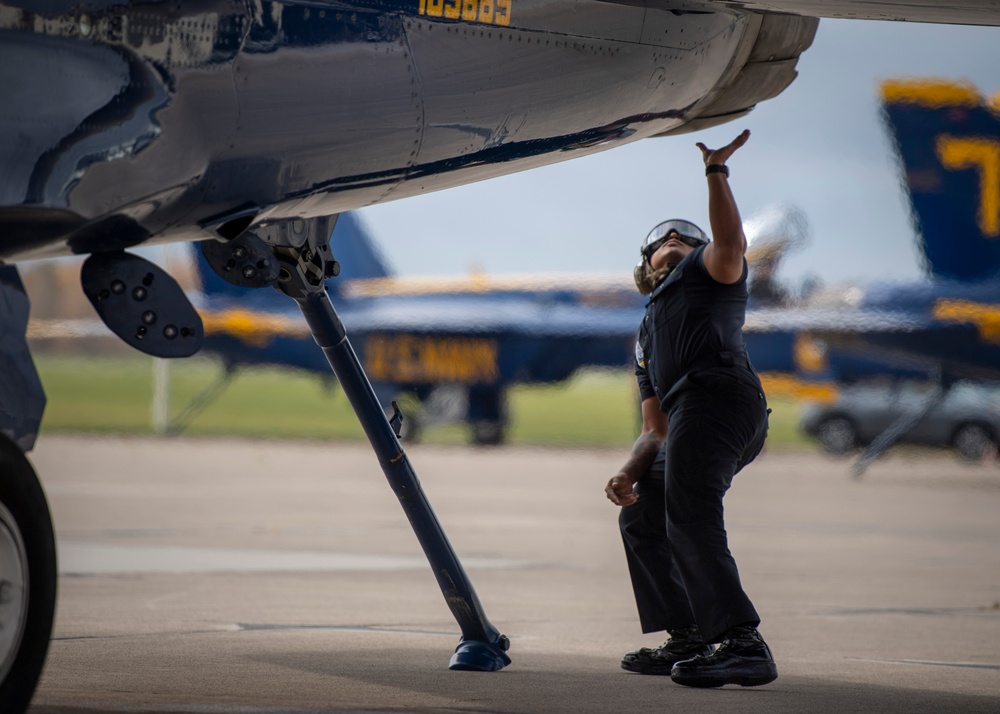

{"left": 936, "top": 134, "right": 1000, "bottom": 237}
{"left": 419, "top": 0, "right": 511, "bottom": 26}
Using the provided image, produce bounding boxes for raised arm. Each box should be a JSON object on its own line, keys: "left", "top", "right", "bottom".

{"left": 698, "top": 129, "right": 750, "bottom": 285}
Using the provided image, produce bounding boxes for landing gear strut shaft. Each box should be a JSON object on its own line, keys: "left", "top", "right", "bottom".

{"left": 273, "top": 245, "right": 510, "bottom": 672}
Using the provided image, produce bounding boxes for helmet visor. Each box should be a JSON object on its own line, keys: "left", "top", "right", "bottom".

{"left": 642, "top": 219, "right": 710, "bottom": 258}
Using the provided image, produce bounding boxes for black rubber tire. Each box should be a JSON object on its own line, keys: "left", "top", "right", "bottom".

{"left": 0, "top": 436, "right": 57, "bottom": 714}
{"left": 817, "top": 416, "right": 857, "bottom": 456}
{"left": 952, "top": 423, "right": 996, "bottom": 462}
{"left": 470, "top": 420, "right": 506, "bottom": 446}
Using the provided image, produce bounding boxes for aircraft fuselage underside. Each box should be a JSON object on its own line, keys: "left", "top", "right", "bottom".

{"left": 0, "top": 0, "right": 816, "bottom": 262}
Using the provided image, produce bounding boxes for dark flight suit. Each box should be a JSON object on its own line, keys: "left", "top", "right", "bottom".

{"left": 621, "top": 244, "right": 769, "bottom": 645}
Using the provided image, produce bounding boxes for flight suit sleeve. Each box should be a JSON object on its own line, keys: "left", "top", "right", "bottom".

{"left": 694, "top": 243, "right": 748, "bottom": 284}
{"left": 634, "top": 333, "right": 655, "bottom": 402}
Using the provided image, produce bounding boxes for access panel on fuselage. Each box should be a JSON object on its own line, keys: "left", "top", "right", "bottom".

{"left": 230, "top": 3, "right": 424, "bottom": 209}
{"left": 396, "top": 1, "right": 749, "bottom": 198}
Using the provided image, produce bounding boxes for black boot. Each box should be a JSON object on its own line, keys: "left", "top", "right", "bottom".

{"left": 621, "top": 625, "right": 713, "bottom": 675}
{"left": 669, "top": 624, "right": 777, "bottom": 687}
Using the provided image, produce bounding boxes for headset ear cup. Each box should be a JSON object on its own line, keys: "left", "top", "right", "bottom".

{"left": 635, "top": 259, "right": 673, "bottom": 295}
{"left": 634, "top": 260, "right": 668, "bottom": 295}
{"left": 634, "top": 261, "right": 653, "bottom": 295}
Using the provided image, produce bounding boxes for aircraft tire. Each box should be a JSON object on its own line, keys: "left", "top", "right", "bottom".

{"left": 952, "top": 422, "right": 996, "bottom": 462}
{"left": 817, "top": 416, "right": 856, "bottom": 456}
{"left": 470, "top": 420, "right": 505, "bottom": 446}
{"left": 0, "top": 436, "right": 57, "bottom": 714}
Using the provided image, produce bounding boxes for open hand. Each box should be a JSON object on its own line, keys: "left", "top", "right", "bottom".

{"left": 696, "top": 129, "right": 750, "bottom": 167}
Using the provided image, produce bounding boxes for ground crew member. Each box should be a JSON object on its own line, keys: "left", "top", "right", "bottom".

{"left": 605, "top": 130, "right": 777, "bottom": 688}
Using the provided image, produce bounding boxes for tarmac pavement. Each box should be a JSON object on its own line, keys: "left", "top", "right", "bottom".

{"left": 24, "top": 435, "right": 1000, "bottom": 713}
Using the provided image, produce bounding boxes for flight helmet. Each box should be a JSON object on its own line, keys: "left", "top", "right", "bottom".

{"left": 634, "top": 219, "right": 710, "bottom": 294}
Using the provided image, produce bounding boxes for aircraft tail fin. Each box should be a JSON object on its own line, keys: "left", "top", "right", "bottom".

{"left": 880, "top": 78, "right": 1000, "bottom": 282}
{"left": 192, "top": 211, "right": 393, "bottom": 299}
{"left": 328, "top": 212, "right": 395, "bottom": 283}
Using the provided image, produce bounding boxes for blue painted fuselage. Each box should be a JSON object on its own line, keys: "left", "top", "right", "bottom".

{"left": 2, "top": 0, "right": 805, "bottom": 262}
{"left": 193, "top": 214, "right": 813, "bottom": 415}
{"left": 804, "top": 78, "right": 1000, "bottom": 383}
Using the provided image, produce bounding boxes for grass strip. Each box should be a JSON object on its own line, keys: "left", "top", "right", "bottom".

{"left": 33, "top": 353, "right": 809, "bottom": 449}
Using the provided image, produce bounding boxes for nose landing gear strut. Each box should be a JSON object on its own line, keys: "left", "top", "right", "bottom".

{"left": 268, "top": 235, "right": 511, "bottom": 672}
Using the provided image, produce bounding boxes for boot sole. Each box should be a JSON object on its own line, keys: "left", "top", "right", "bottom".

{"left": 621, "top": 661, "right": 675, "bottom": 676}
{"left": 671, "top": 667, "right": 778, "bottom": 688}
{"left": 621, "top": 646, "right": 714, "bottom": 676}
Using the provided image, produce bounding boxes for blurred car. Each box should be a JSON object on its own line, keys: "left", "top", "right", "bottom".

{"left": 800, "top": 380, "right": 1000, "bottom": 461}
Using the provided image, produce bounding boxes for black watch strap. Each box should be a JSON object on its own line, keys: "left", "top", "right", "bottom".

{"left": 705, "top": 164, "right": 730, "bottom": 177}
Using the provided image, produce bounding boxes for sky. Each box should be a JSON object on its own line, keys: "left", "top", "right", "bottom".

{"left": 357, "top": 18, "right": 1000, "bottom": 292}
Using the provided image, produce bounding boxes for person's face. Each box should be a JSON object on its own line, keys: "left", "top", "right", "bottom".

{"left": 648, "top": 230, "right": 695, "bottom": 270}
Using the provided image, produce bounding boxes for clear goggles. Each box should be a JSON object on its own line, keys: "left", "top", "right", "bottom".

{"left": 641, "top": 219, "right": 710, "bottom": 258}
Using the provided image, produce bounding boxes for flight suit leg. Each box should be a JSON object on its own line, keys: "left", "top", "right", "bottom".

{"left": 662, "top": 372, "right": 768, "bottom": 644}
{"left": 618, "top": 451, "right": 696, "bottom": 633}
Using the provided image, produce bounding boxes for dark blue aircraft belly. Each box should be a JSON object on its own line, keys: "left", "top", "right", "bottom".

{"left": 848, "top": 325, "right": 1000, "bottom": 381}
{"left": 400, "top": 10, "right": 724, "bottom": 163}
{"left": 227, "top": 7, "right": 417, "bottom": 209}
{"left": 0, "top": 0, "right": 752, "bottom": 260}
{"left": 0, "top": 0, "right": 248, "bottom": 257}
{"left": 340, "top": 294, "right": 641, "bottom": 387}
{"left": 244, "top": 2, "right": 747, "bottom": 218}
{"left": 743, "top": 331, "right": 797, "bottom": 373}
{"left": 200, "top": 321, "right": 636, "bottom": 386}
{"left": 198, "top": 286, "right": 644, "bottom": 387}
{"left": 0, "top": 33, "right": 131, "bottom": 209}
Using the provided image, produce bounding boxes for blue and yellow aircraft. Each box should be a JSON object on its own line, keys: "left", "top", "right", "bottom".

{"left": 191, "top": 211, "right": 644, "bottom": 443}
{"left": 190, "top": 208, "right": 825, "bottom": 444}
{"left": 762, "top": 78, "right": 1000, "bottom": 471}
{"left": 796, "top": 79, "right": 1000, "bottom": 383}
{"left": 831, "top": 78, "right": 1000, "bottom": 380}
{"left": 3, "top": 1, "right": 1000, "bottom": 707}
